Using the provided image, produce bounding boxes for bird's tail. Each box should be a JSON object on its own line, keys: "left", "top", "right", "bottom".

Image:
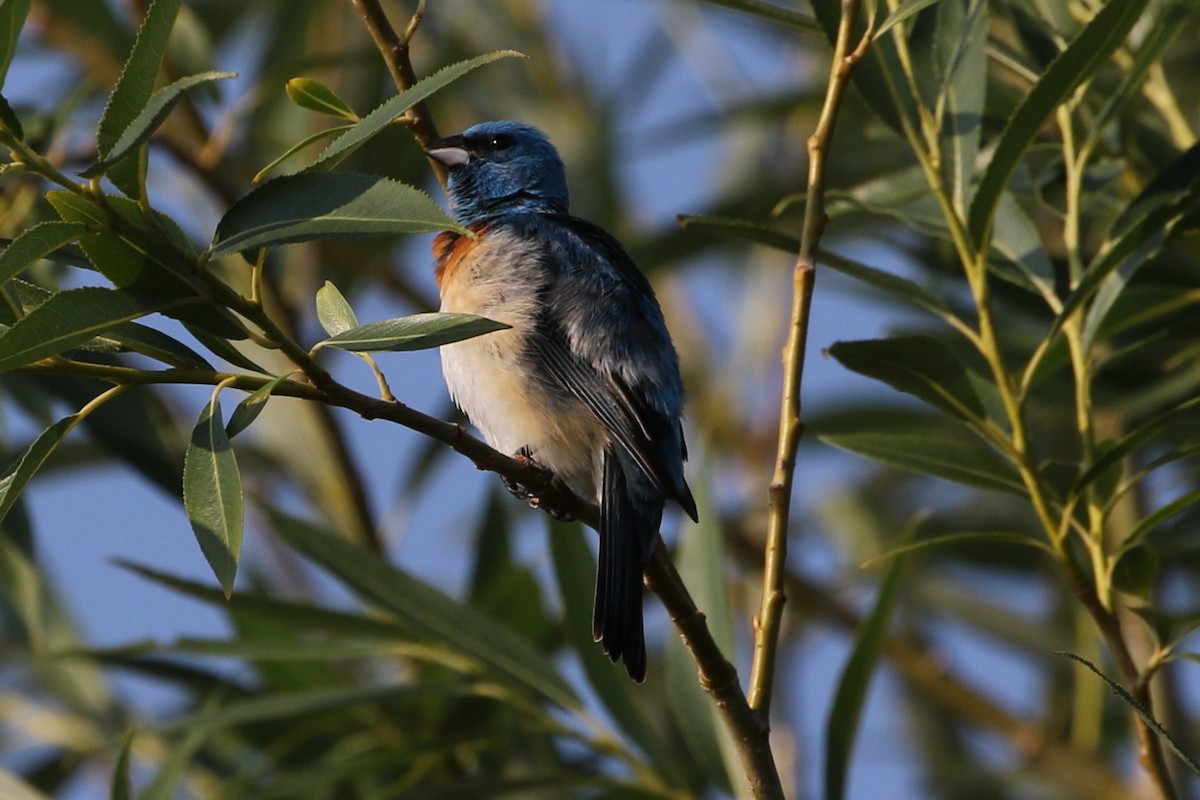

{"left": 593, "top": 449, "right": 663, "bottom": 682}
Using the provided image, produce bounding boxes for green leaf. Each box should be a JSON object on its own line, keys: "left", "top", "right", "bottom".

{"left": 1120, "top": 489, "right": 1200, "bottom": 553}
{"left": 314, "top": 280, "right": 358, "bottom": 336}
{"left": 935, "top": 0, "right": 987, "bottom": 212}
{"left": 859, "top": 531, "right": 1051, "bottom": 569}
{"left": 102, "top": 320, "right": 212, "bottom": 369}
{"left": 0, "top": 287, "right": 179, "bottom": 371}
{"left": 1111, "top": 545, "right": 1158, "bottom": 598}
{"left": 548, "top": 521, "right": 681, "bottom": 785}
{"left": 209, "top": 172, "right": 464, "bottom": 257}
{"left": 311, "top": 50, "right": 525, "bottom": 170}
{"left": 0, "top": 221, "right": 90, "bottom": 285}
{"left": 816, "top": 416, "right": 1024, "bottom": 494}
{"left": 252, "top": 124, "right": 354, "bottom": 183}
{"left": 874, "top": 0, "right": 941, "bottom": 37}
{"left": 83, "top": 71, "right": 236, "bottom": 178}
{"left": 0, "top": 415, "right": 75, "bottom": 526}
{"left": 110, "top": 730, "right": 134, "bottom": 800}
{"left": 96, "top": 0, "right": 183, "bottom": 197}
{"left": 1062, "top": 652, "right": 1200, "bottom": 777}
{"left": 183, "top": 391, "right": 243, "bottom": 597}
{"left": 185, "top": 324, "right": 266, "bottom": 373}
{"left": 285, "top": 77, "right": 359, "bottom": 120}
{"left": 0, "top": 0, "right": 30, "bottom": 89}
{"left": 267, "top": 508, "right": 579, "bottom": 710}
{"left": 826, "top": 518, "right": 914, "bottom": 800}
{"left": 828, "top": 336, "right": 988, "bottom": 423}
{"left": 696, "top": 0, "right": 820, "bottom": 34}
{"left": 224, "top": 373, "right": 293, "bottom": 439}
{"left": 967, "top": 0, "right": 1150, "bottom": 245}
{"left": 315, "top": 311, "right": 508, "bottom": 353}
{"left": 0, "top": 92, "right": 21, "bottom": 140}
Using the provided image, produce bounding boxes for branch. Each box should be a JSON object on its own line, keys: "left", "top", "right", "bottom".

{"left": 748, "top": 0, "right": 870, "bottom": 716}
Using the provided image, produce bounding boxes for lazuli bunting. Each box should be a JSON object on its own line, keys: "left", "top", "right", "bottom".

{"left": 426, "top": 121, "right": 697, "bottom": 681}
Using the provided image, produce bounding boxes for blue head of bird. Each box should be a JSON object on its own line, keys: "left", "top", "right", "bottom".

{"left": 425, "top": 121, "right": 569, "bottom": 225}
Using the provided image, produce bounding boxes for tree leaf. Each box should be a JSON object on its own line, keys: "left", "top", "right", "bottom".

{"left": 209, "top": 172, "right": 465, "bottom": 257}
{"left": 935, "top": 0, "right": 987, "bottom": 213}
{"left": 696, "top": 0, "right": 820, "bottom": 34}
{"left": 1061, "top": 652, "right": 1200, "bottom": 777}
{"left": 285, "top": 77, "right": 358, "bottom": 120}
{"left": 816, "top": 416, "right": 1024, "bottom": 494}
{"left": 0, "top": 287, "right": 179, "bottom": 371}
{"left": 0, "top": 92, "right": 21, "bottom": 140}
{"left": 109, "top": 730, "right": 134, "bottom": 800}
{"left": 311, "top": 50, "right": 526, "bottom": 170}
{"left": 314, "top": 311, "right": 508, "bottom": 353}
{"left": 826, "top": 518, "right": 914, "bottom": 800}
{"left": 224, "top": 373, "right": 293, "bottom": 439}
{"left": 967, "top": 0, "right": 1150, "bottom": 245}
{"left": 101, "top": 320, "right": 213, "bottom": 369}
{"left": 548, "top": 521, "right": 682, "bottom": 785}
{"left": 183, "top": 392, "right": 243, "bottom": 597}
{"left": 0, "top": 221, "right": 90, "bottom": 285}
{"left": 859, "top": 531, "right": 1051, "bottom": 569}
{"left": 95, "top": 0, "right": 183, "bottom": 197}
{"left": 0, "top": 415, "right": 76, "bottom": 526}
{"left": 0, "top": 0, "right": 30, "bottom": 89}
{"left": 252, "top": 124, "right": 354, "bottom": 183}
{"left": 267, "top": 508, "right": 580, "bottom": 710}
{"left": 828, "top": 336, "right": 988, "bottom": 423}
{"left": 314, "top": 280, "right": 358, "bottom": 336}
{"left": 874, "top": 0, "right": 942, "bottom": 37}
{"left": 83, "top": 71, "right": 236, "bottom": 178}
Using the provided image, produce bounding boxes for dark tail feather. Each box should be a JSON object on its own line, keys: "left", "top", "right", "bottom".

{"left": 593, "top": 449, "right": 661, "bottom": 682}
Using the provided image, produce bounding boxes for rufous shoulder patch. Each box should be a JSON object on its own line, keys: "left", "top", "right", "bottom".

{"left": 434, "top": 222, "right": 490, "bottom": 288}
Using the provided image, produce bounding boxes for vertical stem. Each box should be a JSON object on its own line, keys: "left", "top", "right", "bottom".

{"left": 748, "top": 0, "right": 869, "bottom": 716}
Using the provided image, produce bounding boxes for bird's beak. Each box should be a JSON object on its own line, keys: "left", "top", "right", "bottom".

{"left": 424, "top": 135, "right": 471, "bottom": 167}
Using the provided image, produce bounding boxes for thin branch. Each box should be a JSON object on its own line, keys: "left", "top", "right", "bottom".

{"left": 748, "top": 0, "right": 870, "bottom": 717}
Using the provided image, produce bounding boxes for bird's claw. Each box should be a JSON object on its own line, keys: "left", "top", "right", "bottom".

{"left": 501, "top": 447, "right": 578, "bottom": 520}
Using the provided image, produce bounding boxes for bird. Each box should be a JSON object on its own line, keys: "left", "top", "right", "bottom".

{"left": 425, "top": 121, "right": 698, "bottom": 681}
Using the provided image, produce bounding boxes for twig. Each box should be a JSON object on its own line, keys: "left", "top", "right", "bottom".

{"left": 748, "top": 0, "right": 870, "bottom": 717}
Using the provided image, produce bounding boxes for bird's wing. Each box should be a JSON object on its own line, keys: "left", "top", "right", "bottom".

{"left": 524, "top": 215, "right": 697, "bottom": 518}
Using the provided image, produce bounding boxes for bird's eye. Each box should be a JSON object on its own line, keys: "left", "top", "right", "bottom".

{"left": 476, "top": 133, "right": 513, "bottom": 154}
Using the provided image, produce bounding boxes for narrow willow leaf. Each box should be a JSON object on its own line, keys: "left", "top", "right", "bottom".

{"left": 96, "top": 0, "right": 183, "bottom": 196}
{"left": 936, "top": 0, "right": 987, "bottom": 212}
{"left": 110, "top": 730, "right": 134, "bottom": 800}
{"left": 0, "top": 287, "right": 178, "bottom": 371}
{"left": 967, "top": 0, "right": 1150, "bottom": 244}
{"left": 696, "top": 0, "right": 819, "bottom": 33}
{"left": 829, "top": 336, "right": 987, "bottom": 422}
{"left": 817, "top": 418, "right": 1024, "bottom": 494}
{"left": 0, "top": 0, "right": 30, "bottom": 89}
{"left": 161, "top": 682, "right": 466, "bottom": 734}
{"left": 184, "top": 325, "right": 265, "bottom": 373}
{"left": 1062, "top": 652, "right": 1200, "bottom": 777}
{"left": 224, "top": 373, "right": 292, "bottom": 439}
{"left": 314, "top": 280, "right": 358, "bottom": 336}
{"left": 0, "top": 221, "right": 89, "bottom": 285}
{"left": 1120, "top": 489, "right": 1200, "bottom": 553}
{"left": 183, "top": 393, "right": 243, "bottom": 597}
{"left": 0, "top": 93, "right": 21, "bottom": 139}
{"left": 0, "top": 415, "right": 76, "bottom": 525}
{"left": 874, "top": 0, "right": 942, "bottom": 36}
{"left": 549, "top": 521, "right": 682, "bottom": 785}
{"left": 285, "top": 77, "right": 359, "bottom": 120}
{"left": 315, "top": 311, "right": 508, "bottom": 353}
{"left": 268, "top": 508, "right": 579, "bottom": 710}
{"left": 103, "top": 321, "right": 213, "bottom": 369}
{"left": 209, "top": 173, "right": 465, "bottom": 257}
{"left": 826, "top": 519, "right": 914, "bottom": 800}
{"left": 252, "top": 125, "right": 353, "bottom": 183}
{"left": 83, "top": 71, "right": 236, "bottom": 177}
{"left": 860, "top": 531, "right": 1050, "bottom": 569}
{"left": 311, "top": 51, "right": 525, "bottom": 170}
{"left": 676, "top": 213, "right": 800, "bottom": 252}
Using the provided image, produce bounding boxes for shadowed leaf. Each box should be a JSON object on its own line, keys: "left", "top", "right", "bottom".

{"left": 183, "top": 392, "right": 243, "bottom": 597}
{"left": 315, "top": 311, "right": 508, "bottom": 353}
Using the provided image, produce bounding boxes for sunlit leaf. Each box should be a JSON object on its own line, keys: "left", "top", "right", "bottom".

{"left": 285, "top": 77, "right": 359, "bottom": 120}
{"left": 314, "top": 280, "right": 358, "bottom": 336}
{"left": 874, "top": 0, "right": 942, "bottom": 37}
{"left": 183, "top": 391, "right": 243, "bottom": 597}
{"left": 83, "top": 71, "right": 236, "bottom": 177}
{"left": 935, "top": 0, "right": 987, "bottom": 212}
{"left": 314, "top": 311, "right": 508, "bottom": 353}
{"left": 968, "top": 0, "right": 1151, "bottom": 244}
{"left": 224, "top": 373, "right": 293, "bottom": 439}
{"left": 209, "top": 173, "right": 465, "bottom": 257}
{"left": 311, "top": 50, "right": 525, "bottom": 170}
{"left": 0, "top": 221, "right": 90, "bottom": 285}
{"left": 252, "top": 125, "right": 353, "bottom": 183}
{"left": 0, "top": 287, "right": 179, "bottom": 371}
{"left": 0, "top": 415, "right": 75, "bottom": 526}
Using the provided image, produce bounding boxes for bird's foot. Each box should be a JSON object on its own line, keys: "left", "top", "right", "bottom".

{"left": 502, "top": 447, "right": 579, "bottom": 521}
